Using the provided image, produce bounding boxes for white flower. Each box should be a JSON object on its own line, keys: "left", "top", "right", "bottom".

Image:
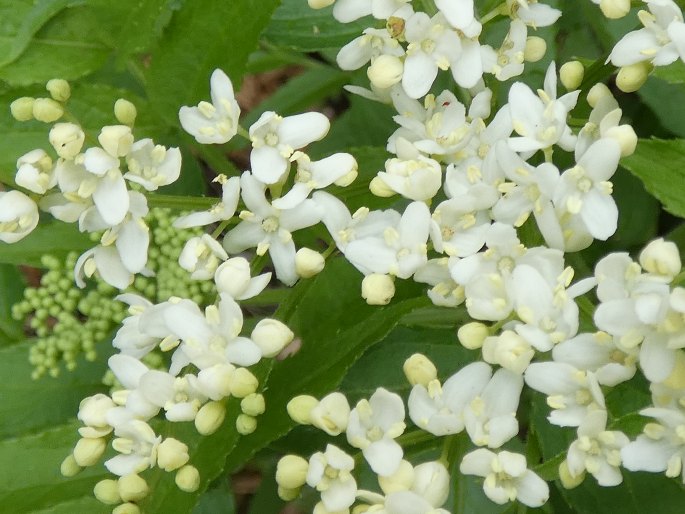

{"left": 0, "top": 190, "right": 39, "bottom": 243}
{"left": 508, "top": 0, "right": 561, "bottom": 27}
{"left": 77, "top": 394, "right": 116, "bottom": 438}
{"left": 377, "top": 138, "right": 443, "bottom": 201}
{"left": 249, "top": 111, "right": 330, "bottom": 184}
{"left": 106, "top": 419, "right": 162, "bottom": 476}
{"left": 460, "top": 449, "right": 549, "bottom": 507}
{"left": 179, "top": 234, "right": 228, "bottom": 280}
{"left": 337, "top": 28, "right": 404, "bottom": 71}
{"left": 435, "top": 0, "right": 481, "bottom": 36}
{"left": 482, "top": 20, "right": 527, "bottom": 81}
{"left": 179, "top": 69, "right": 240, "bottom": 144}
{"left": 413, "top": 258, "right": 464, "bottom": 307}
{"left": 430, "top": 197, "right": 492, "bottom": 257}
{"left": 124, "top": 139, "right": 181, "bottom": 190}
{"left": 173, "top": 175, "right": 240, "bottom": 228}
{"left": 214, "top": 257, "right": 271, "bottom": 300}
{"left": 15, "top": 149, "right": 55, "bottom": 194}
{"left": 347, "top": 388, "right": 406, "bottom": 476}
{"left": 112, "top": 294, "right": 158, "bottom": 359}
{"left": 307, "top": 444, "right": 357, "bottom": 512}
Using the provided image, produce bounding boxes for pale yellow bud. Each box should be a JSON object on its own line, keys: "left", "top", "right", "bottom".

{"left": 287, "top": 394, "right": 318, "bottom": 424}
{"left": 600, "top": 0, "right": 630, "bottom": 19}
{"left": 605, "top": 124, "right": 637, "bottom": 156}
{"left": 99, "top": 125, "right": 133, "bottom": 157}
{"left": 251, "top": 318, "right": 295, "bottom": 357}
{"left": 10, "top": 97, "right": 35, "bottom": 121}
{"left": 524, "top": 37, "right": 546, "bottom": 62}
{"left": 112, "top": 503, "right": 141, "bottom": 514}
{"left": 310, "top": 392, "right": 350, "bottom": 435}
{"left": 46, "top": 79, "right": 71, "bottom": 102}
{"left": 295, "top": 248, "right": 326, "bottom": 278}
{"left": 156, "top": 438, "right": 190, "bottom": 472}
{"left": 308, "top": 0, "right": 335, "bottom": 8}
{"left": 457, "top": 322, "right": 490, "bottom": 350}
{"left": 559, "top": 61, "right": 584, "bottom": 90}
{"left": 114, "top": 98, "right": 137, "bottom": 126}
{"left": 60, "top": 454, "right": 82, "bottom": 477}
{"left": 49, "top": 122, "right": 85, "bottom": 159}
{"left": 378, "top": 460, "right": 414, "bottom": 494}
{"left": 73, "top": 437, "right": 106, "bottom": 467}
{"left": 93, "top": 479, "right": 121, "bottom": 505}
{"left": 229, "top": 368, "right": 259, "bottom": 398}
{"left": 587, "top": 83, "right": 612, "bottom": 108}
{"left": 175, "top": 465, "right": 201, "bottom": 492}
{"left": 117, "top": 473, "right": 149, "bottom": 502}
{"left": 616, "top": 62, "right": 652, "bottom": 93}
{"left": 639, "top": 238, "right": 681, "bottom": 278}
{"left": 195, "top": 401, "right": 226, "bottom": 435}
{"left": 241, "top": 393, "right": 266, "bottom": 416}
{"left": 278, "top": 486, "right": 301, "bottom": 501}
{"left": 370, "top": 176, "right": 396, "bottom": 197}
{"left": 236, "top": 414, "right": 257, "bottom": 434}
{"left": 361, "top": 273, "right": 395, "bottom": 305}
{"left": 662, "top": 351, "right": 685, "bottom": 390}
{"left": 276, "top": 455, "right": 309, "bottom": 489}
{"left": 334, "top": 167, "right": 358, "bottom": 187}
{"left": 32, "top": 98, "right": 64, "bottom": 123}
{"left": 403, "top": 353, "right": 437, "bottom": 386}
{"left": 367, "top": 55, "right": 404, "bottom": 89}
{"left": 559, "top": 459, "right": 585, "bottom": 489}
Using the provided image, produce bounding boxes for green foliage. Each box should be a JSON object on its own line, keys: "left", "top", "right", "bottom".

{"left": 0, "top": 222, "right": 91, "bottom": 267}
{"left": 0, "top": 264, "right": 25, "bottom": 343}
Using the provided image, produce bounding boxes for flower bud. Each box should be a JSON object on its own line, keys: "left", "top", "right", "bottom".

{"left": 73, "top": 437, "right": 106, "bottom": 467}
{"left": 229, "top": 368, "right": 259, "bottom": 398}
{"left": 241, "top": 393, "right": 266, "bottom": 416}
{"left": 412, "top": 461, "right": 450, "bottom": 506}
{"left": 559, "top": 61, "right": 584, "bottom": 90}
{"left": 118, "top": 474, "right": 149, "bottom": 502}
{"left": 175, "top": 465, "right": 201, "bottom": 492}
{"left": 195, "top": 401, "right": 226, "bottom": 435}
{"left": 46, "top": 79, "right": 71, "bottom": 102}
{"left": 114, "top": 98, "right": 137, "bottom": 125}
{"left": 236, "top": 414, "right": 257, "bottom": 434}
{"left": 214, "top": 257, "right": 252, "bottom": 297}
{"left": 308, "top": 0, "right": 335, "bottom": 8}
{"left": 251, "top": 318, "right": 295, "bottom": 357}
{"left": 403, "top": 353, "right": 437, "bottom": 386}
{"left": 10, "top": 97, "right": 35, "bottom": 121}
{"left": 278, "top": 486, "right": 301, "bottom": 501}
{"left": 295, "top": 248, "right": 325, "bottom": 278}
{"left": 662, "top": 350, "right": 685, "bottom": 390}
{"left": 15, "top": 149, "right": 54, "bottom": 194}
{"left": 369, "top": 176, "right": 396, "bottom": 197}
{"left": 361, "top": 273, "right": 395, "bottom": 305}
{"left": 99, "top": 125, "right": 134, "bottom": 157}
{"left": 524, "top": 37, "right": 546, "bottom": 62}
{"left": 559, "top": 459, "right": 585, "bottom": 489}
{"left": 310, "top": 392, "right": 350, "bottom": 435}
{"left": 605, "top": 124, "right": 637, "bottom": 156}
{"left": 0, "top": 191, "right": 40, "bottom": 244}
{"left": 93, "top": 479, "right": 121, "bottom": 504}
{"left": 49, "top": 122, "right": 85, "bottom": 159}
{"left": 32, "top": 98, "right": 64, "bottom": 123}
{"left": 378, "top": 460, "right": 414, "bottom": 494}
{"left": 113, "top": 503, "right": 141, "bottom": 514}
{"left": 276, "top": 455, "right": 309, "bottom": 489}
{"left": 334, "top": 168, "right": 358, "bottom": 187}
{"left": 457, "top": 321, "right": 489, "bottom": 350}
{"left": 287, "top": 394, "right": 318, "bottom": 424}
{"left": 587, "top": 83, "right": 612, "bottom": 108}
{"left": 599, "top": 0, "right": 630, "bottom": 19}
{"left": 60, "top": 454, "right": 82, "bottom": 477}
{"left": 639, "top": 238, "right": 681, "bottom": 279}
{"left": 616, "top": 62, "right": 651, "bottom": 93}
{"left": 367, "top": 55, "right": 404, "bottom": 89}
{"left": 157, "top": 438, "right": 190, "bottom": 471}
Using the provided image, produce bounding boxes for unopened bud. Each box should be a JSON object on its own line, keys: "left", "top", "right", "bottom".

{"left": 308, "top": 0, "right": 335, "bottom": 8}
{"left": 241, "top": 393, "right": 266, "bottom": 416}
{"left": 32, "top": 98, "right": 64, "bottom": 123}
{"left": 236, "top": 414, "right": 257, "bottom": 434}
{"left": 524, "top": 37, "right": 546, "bottom": 62}
{"left": 195, "top": 401, "right": 226, "bottom": 435}
{"left": 49, "top": 122, "right": 85, "bottom": 159}
{"left": 99, "top": 125, "right": 134, "bottom": 157}
{"left": 118, "top": 474, "right": 149, "bottom": 502}
{"left": 310, "top": 392, "right": 350, "bottom": 435}
{"left": 278, "top": 486, "right": 301, "bottom": 501}
{"left": 599, "top": 0, "right": 630, "bottom": 19}
{"left": 403, "top": 353, "right": 437, "bottom": 386}
{"left": 175, "top": 465, "right": 200, "bottom": 492}
{"left": 295, "top": 248, "right": 326, "bottom": 278}
{"left": 73, "top": 437, "right": 106, "bottom": 467}
{"left": 114, "top": 98, "right": 137, "bottom": 125}
{"left": 587, "top": 83, "right": 612, "bottom": 108}
{"left": 157, "top": 438, "right": 190, "bottom": 471}
{"left": 93, "top": 479, "right": 121, "bottom": 505}
{"left": 367, "top": 55, "right": 404, "bottom": 89}
{"left": 361, "top": 273, "right": 395, "bottom": 305}
{"left": 113, "top": 503, "right": 141, "bottom": 514}
{"left": 370, "top": 176, "right": 396, "bottom": 197}
{"left": 229, "top": 368, "right": 259, "bottom": 398}
{"left": 251, "top": 318, "right": 295, "bottom": 357}
{"left": 60, "top": 454, "right": 82, "bottom": 477}
{"left": 10, "top": 97, "right": 35, "bottom": 121}
{"left": 334, "top": 167, "right": 358, "bottom": 187}
{"left": 639, "top": 238, "right": 681, "bottom": 278}
{"left": 560, "top": 61, "right": 584, "bottom": 90}
{"left": 616, "top": 62, "right": 651, "bottom": 93}
{"left": 662, "top": 350, "right": 685, "bottom": 390}
{"left": 46, "top": 79, "right": 71, "bottom": 102}
{"left": 559, "top": 459, "right": 585, "bottom": 489}
{"left": 276, "top": 455, "right": 309, "bottom": 489}
{"left": 457, "top": 322, "right": 489, "bottom": 350}
{"left": 412, "top": 461, "right": 450, "bottom": 506}
{"left": 378, "top": 460, "right": 414, "bottom": 494}
{"left": 287, "top": 394, "right": 318, "bottom": 424}
{"left": 605, "top": 124, "right": 637, "bottom": 156}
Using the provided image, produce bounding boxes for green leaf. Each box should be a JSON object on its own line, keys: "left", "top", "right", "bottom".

{"left": 111, "top": 0, "right": 178, "bottom": 63}
{"left": 263, "top": 0, "right": 371, "bottom": 51}
{"left": 639, "top": 76, "right": 685, "bottom": 138}
{"left": 145, "top": 0, "right": 281, "bottom": 125}
{"left": 0, "top": 222, "right": 91, "bottom": 267}
{"left": 653, "top": 60, "right": 685, "bottom": 85}
{"left": 0, "top": 6, "right": 110, "bottom": 86}
{"left": 621, "top": 138, "right": 685, "bottom": 218}
{"left": 192, "top": 479, "right": 235, "bottom": 514}
{"left": 0, "top": 264, "right": 25, "bottom": 343}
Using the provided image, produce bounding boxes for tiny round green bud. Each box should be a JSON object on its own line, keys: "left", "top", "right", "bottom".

{"left": 32, "top": 98, "right": 64, "bottom": 123}
{"left": 114, "top": 99, "right": 137, "bottom": 126}
{"left": 10, "top": 97, "right": 35, "bottom": 121}
{"left": 118, "top": 474, "right": 149, "bottom": 502}
{"left": 175, "top": 465, "right": 200, "bottom": 492}
{"left": 46, "top": 79, "right": 71, "bottom": 102}
{"left": 236, "top": 414, "right": 257, "bottom": 435}
{"left": 93, "top": 479, "right": 121, "bottom": 505}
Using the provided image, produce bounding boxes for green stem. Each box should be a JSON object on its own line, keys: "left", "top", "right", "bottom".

{"left": 146, "top": 193, "right": 216, "bottom": 210}
{"left": 480, "top": 3, "right": 507, "bottom": 24}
